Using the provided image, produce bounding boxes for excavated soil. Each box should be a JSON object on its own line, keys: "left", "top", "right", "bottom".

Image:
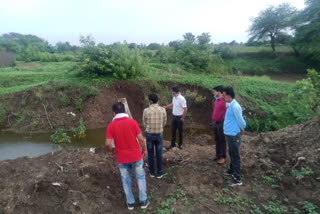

{"left": 1, "top": 117, "right": 319, "bottom": 214}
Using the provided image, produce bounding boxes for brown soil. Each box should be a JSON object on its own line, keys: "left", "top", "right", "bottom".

{"left": 0, "top": 81, "right": 213, "bottom": 133}
{"left": 1, "top": 117, "right": 319, "bottom": 214}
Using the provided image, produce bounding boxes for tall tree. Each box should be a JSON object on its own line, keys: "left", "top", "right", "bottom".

{"left": 248, "top": 3, "right": 296, "bottom": 52}
{"left": 197, "top": 32, "right": 211, "bottom": 49}
{"left": 183, "top": 32, "right": 196, "bottom": 43}
{"left": 292, "top": 0, "right": 320, "bottom": 65}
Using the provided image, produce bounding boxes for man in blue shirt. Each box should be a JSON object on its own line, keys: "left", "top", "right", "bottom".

{"left": 221, "top": 87, "right": 246, "bottom": 187}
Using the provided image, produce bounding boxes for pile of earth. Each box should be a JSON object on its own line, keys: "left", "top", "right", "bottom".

{"left": 1, "top": 117, "right": 319, "bottom": 214}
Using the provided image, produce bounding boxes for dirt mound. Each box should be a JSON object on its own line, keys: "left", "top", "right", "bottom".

{"left": 1, "top": 117, "right": 319, "bottom": 213}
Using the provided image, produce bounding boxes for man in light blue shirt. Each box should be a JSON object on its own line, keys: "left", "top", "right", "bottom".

{"left": 221, "top": 87, "right": 246, "bottom": 187}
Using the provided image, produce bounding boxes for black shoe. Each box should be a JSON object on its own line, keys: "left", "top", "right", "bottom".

{"left": 156, "top": 171, "right": 167, "bottom": 179}
{"left": 227, "top": 176, "right": 242, "bottom": 187}
{"left": 127, "top": 203, "right": 134, "bottom": 210}
{"left": 140, "top": 200, "right": 150, "bottom": 209}
{"left": 221, "top": 169, "right": 232, "bottom": 176}
{"left": 166, "top": 145, "right": 175, "bottom": 150}
{"left": 178, "top": 145, "right": 183, "bottom": 150}
{"left": 149, "top": 172, "right": 155, "bottom": 178}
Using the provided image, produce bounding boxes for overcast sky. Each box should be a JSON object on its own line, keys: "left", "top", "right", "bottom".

{"left": 0, "top": 0, "right": 305, "bottom": 45}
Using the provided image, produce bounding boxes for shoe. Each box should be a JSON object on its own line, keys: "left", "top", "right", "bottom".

{"left": 209, "top": 156, "right": 219, "bottom": 161}
{"left": 178, "top": 145, "right": 183, "bottom": 150}
{"left": 166, "top": 145, "right": 176, "bottom": 150}
{"left": 156, "top": 171, "right": 167, "bottom": 179}
{"left": 140, "top": 200, "right": 150, "bottom": 209}
{"left": 221, "top": 169, "right": 232, "bottom": 176}
{"left": 149, "top": 172, "right": 155, "bottom": 178}
{"left": 227, "top": 176, "right": 242, "bottom": 187}
{"left": 127, "top": 203, "right": 134, "bottom": 210}
{"left": 217, "top": 158, "right": 226, "bottom": 164}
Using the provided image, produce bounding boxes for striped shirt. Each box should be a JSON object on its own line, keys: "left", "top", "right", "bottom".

{"left": 143, "top": 104, "right": 167, "bottom": 133}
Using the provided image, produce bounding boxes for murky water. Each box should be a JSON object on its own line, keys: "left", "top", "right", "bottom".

{"left": 0, "top": 126, "right": 213, "bottom": 161}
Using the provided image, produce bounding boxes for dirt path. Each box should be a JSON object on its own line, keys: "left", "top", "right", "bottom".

{"left": 1, "top": 117, "right": 319, "bottom": 214}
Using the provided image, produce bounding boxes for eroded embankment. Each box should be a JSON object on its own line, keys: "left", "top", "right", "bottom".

{"left": 0, "top": 81, "right": 213, "bottom": 134}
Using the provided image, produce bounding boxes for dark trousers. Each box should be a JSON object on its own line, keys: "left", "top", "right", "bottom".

{"left": 171, "top": 115, "right": 184, "bottom": 146}
{"left": 225, "top": 133, "right": 241, "bottom": 180}
{"left": 146, "top": 133, "right": 164, "bottom": 175}
{"left": 213, "top": 121, "right": 226, "bottom": 158}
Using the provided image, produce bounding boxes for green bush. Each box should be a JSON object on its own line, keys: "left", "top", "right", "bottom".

{"left": 58, "top": 91, "right": 70, "bottom": 107}
{"left": 51, "top": 128, "right": 71, "bottom": 144}
{"left": 72, "top": 118, "right": 86, "bottom": 138}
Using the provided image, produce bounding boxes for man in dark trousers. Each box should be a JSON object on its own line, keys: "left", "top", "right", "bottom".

{"left": 105, "top": 102, "right": 150, "bottom": 210}
{"left": 143, "top": 94, "right": 167, "bottom": 178}
{"left": 164, "top": 86, "right": 187, "bottom": 150}
{"left": 211, "top": 85, "right": 227, "bottom": 164}
{"left": 221, "top": 87, "right": 246, "bottom": 187}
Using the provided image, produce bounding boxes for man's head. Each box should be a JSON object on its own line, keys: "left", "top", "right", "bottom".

{"left": 171, "top": 86, "right": 180, "bottom": 97}
{"left": 112, "top": 102, "right": 125, "bottom": 116}
{"left": 213, "top": 85, "right": 224, "bottom": 97}
{"left": 222, "top": 87, "right": 235, "bottom": 103}
{"left": 148, "top": 93, "right": 158, "bottom": 104}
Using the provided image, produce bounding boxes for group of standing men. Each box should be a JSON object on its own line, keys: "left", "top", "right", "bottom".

{"left": 105, "top": 85, "right": 245, "bottom": 210}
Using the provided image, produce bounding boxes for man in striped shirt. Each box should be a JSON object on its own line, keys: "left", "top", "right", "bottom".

{"left": 143, "top": 94, "right": 167, "bottom": 178}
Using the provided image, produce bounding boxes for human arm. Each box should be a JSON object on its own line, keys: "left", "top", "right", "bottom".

{"left": 163, "top": 108, "right": 167, "bottom": 127}
{"left": 142, "top": 109, "right": 147, "bottom": 128}
{"left": 181, "top": 107, "right": 188, "bottom": 121}
{"left": 137, "top": 133, "right": 147, "bottom": 157}
{"left": 233, "top": 104, "right": 246, "bottom": 131}
{"left": 105, "top": 138, "right": 116, "bottom": 157}
{"left": 164, "top": 103, "right": 173, "bottom": 109}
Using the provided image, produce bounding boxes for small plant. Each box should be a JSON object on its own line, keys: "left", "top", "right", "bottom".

{"left": 58, "top": 91, "right": 70, "bottom": 107}
{"left": 184, "top": 90, "right": 206, "bottom": 108}
{"left": 72, "top": 118, "right": 86, "bottom": 138}
{"left": 51, "top": 128, "right": 71, "bottom": 144}
{"left": 300, "top": 201, "right": 319, "bottom": 214}
{"left": 75, "top": 97, "right": 83, "bottom": 112}
{"left": 263, "top": 201, "right": 288, "bottom": 214}
{"left": 291, "top": 167, "right": 314, "bottom": 179}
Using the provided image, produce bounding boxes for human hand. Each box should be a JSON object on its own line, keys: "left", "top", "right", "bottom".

{"left": 142, "top": 150, "right": 148, "bottom": 158}
{"left": 241, "top": 130, "right": 245, "bottom": 135}
{"left": 181, "top": 118, "right": 184, "bottom": 122}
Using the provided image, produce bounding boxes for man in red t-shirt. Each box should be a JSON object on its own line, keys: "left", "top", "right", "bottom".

{"left": 105, "top": 102, "right": 149, "bottom": 210}
{"left": 211, "top": 85, "right": 227, "bottom": 164}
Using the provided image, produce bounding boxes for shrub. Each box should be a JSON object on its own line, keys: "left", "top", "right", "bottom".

{"left": 51, "top": 128, "right": 71, "bottom": 144}
{"left": 72, "top": 118, "right": 86, "bottom": 138}
{"left": 58, "top": 91, "right": 70, "bottom": 107}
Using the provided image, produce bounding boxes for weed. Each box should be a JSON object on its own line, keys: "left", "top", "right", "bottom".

{"left": 299, "top": 201, "right": 319, "bottom": 214}
{"left": 291, "top": 167, "right": 314, "bottom": 179}
{"left": 75, "top": 97, "right": 83, "bottom": 112}
{"left": 72, "top": 118, "right": 86, "bottom": 139}
{"left": 58, "top": 91, "right": 70, "bottom": 107}
{"left": 51, "top": 128, "right": 71, "bottom": 144}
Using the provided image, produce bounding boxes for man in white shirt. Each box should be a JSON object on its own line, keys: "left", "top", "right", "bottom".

{"left": 164, "top": 86, "right": 188, "bottom": 150}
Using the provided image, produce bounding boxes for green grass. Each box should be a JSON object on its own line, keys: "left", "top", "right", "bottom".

{"left": 0, "top": 61, "right": 113, "bottom": 95}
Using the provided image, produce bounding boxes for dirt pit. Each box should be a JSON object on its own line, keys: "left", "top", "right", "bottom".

{"left": 1, "top": 117, "right": 320, "bottom": 214}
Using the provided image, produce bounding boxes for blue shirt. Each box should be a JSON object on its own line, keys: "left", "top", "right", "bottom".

{"left": 224, "top": 99, "right": 246, "bottom": 136}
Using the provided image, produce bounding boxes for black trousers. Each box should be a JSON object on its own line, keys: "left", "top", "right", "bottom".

{"left": 213, "top": 121, "right": 226, "bottom": 158}
{"left": 171, "top": 115, "right": 184, "bottom": 146}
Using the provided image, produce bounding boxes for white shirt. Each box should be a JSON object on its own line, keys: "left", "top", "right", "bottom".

{"left": 172, "top": 94, "right": 187, "bottom": 116}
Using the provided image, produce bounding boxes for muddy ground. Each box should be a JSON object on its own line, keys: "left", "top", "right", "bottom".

{"left": 1, "top": 116, "right": 319, "bottom": 214}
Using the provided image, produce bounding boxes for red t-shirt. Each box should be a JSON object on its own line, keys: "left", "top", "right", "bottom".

{"left": 106, "top": 117, "right": 143, "bottom": 164}
{"left": 212, "top": 97, "right": 227, "bottom": 122}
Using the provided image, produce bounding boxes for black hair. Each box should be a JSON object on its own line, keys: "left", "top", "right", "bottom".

{"left": 172, "top": 86, "right": 180, "bottom": 93}
{"left": 112, "top": 102, "right": 125, "bottom": 114}
{"left": 148, "top": 94, "right": 158, "bottom": 104}
{"left": 213, "top": 85, "right": 224, "bottom": 93}
{"left": 223, "top": 87, "right": 235, "bottom": 99}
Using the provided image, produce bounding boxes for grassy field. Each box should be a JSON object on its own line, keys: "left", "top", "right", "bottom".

{"left": 0, "top": 61, "right": 315, "bottom": 132}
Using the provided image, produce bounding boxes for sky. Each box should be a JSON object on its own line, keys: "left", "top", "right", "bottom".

{"left": 0, "top": 0, "right": 305, "bottom": 45}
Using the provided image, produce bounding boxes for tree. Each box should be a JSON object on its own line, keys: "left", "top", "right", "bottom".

{"left": 248, "top": 3, "right": 296, "bottom": 52}
{"left": 291, "top": 0, "right": 320, "bottom": 66}
{"left": 183, "top": 32, "right": 196, "bottom": 43}
{"left": 197, "top": 32, "right": 211, "bottom": 49}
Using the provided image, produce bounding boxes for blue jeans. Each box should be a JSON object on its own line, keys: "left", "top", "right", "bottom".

{"left": 146, "top": 132, "right": 164, "bottom": 175}
{"left": 225, "top": 133, "right": 241, "bottom": 180}
{"left": 118, "top": 158, "right": 147, "bottom": 204}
